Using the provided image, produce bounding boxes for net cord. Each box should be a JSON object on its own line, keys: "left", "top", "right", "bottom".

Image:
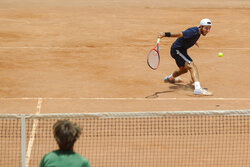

{"left": 0, "top": 110, "right": 250, "bottom": 119}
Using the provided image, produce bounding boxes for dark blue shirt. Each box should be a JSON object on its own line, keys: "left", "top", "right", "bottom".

{"left": 171, "top": 27, "right": 200, "bottom": 50}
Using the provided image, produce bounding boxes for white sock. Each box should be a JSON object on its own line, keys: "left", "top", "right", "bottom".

{"left": 194, "top": 81, "right": 201, "bottom": 90}
{"left": 169, "top": 73, "right": 173, "bottom": 78}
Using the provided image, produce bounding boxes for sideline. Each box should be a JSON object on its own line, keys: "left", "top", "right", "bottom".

{"left": 0, "top": 97, "right": 249, "bottom": 101}
{"left": 25, "top": 98, "right": 43, "bottom": 167}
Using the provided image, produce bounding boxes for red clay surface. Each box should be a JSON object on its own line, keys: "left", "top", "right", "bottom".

{"left": 0, "top": 0, "right": 250, "bottom": 114}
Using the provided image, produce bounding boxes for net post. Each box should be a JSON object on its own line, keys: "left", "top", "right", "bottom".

{"left": 21, "top": 115, "right": 26, "bottom": 167}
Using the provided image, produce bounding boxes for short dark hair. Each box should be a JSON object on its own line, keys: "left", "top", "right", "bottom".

{"left": 53, "top": 120, "right": 81, "bottom": 151}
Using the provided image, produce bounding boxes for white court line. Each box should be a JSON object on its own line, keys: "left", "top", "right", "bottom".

{"left": 0, "top": 97, "right": 249, "bottom": 101}
{"left": 25, "top": 98, "right": 43, "bottom": 167}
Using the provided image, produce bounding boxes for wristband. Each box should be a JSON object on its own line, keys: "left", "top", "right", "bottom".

{"left": 165, "top": 32, "right": 171, "bottom": 37}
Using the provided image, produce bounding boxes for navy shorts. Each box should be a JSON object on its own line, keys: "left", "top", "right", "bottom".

{"left": 170, "top": 48, "right": 193, "bottom": 67}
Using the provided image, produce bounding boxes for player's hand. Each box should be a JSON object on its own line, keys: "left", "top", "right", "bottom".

{"left": 158, "top": 32, "right": 165, "bottom": 38}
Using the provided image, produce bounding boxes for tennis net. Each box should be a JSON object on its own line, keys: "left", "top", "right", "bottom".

{"left": 1, "top": 110, "right": 250, "bottom": 167}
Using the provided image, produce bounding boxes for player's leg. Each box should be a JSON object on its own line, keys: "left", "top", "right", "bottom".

{"left": 186, "top": 62, "right": 200, "bottom": 88}
{"left": 164, "top": 48, "right": 189, "bottom": 83}
{"left": 186, "top": 62, "right": 212, "bottom": 95}
{"left": 164, "top": 48, "right": 212, "bottom": 95}
{"left": 164, "top": 67, "right": 187, "bottom": 83}
{"left": 187, "top": 62, "right": 199, "bottom": 82}
{"left": 173, "top": 67, "right": 188, "bottom": 78}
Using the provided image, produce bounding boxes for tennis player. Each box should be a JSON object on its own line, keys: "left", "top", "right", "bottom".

{"left": 39, "top": 120, "right": 90, "bottom": 167}
{"left": 158, "top": 18, "right": 212, "bottom": 95}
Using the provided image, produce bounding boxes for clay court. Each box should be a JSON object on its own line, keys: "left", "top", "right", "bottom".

{"left": 0, "top": 1, "right": 250, "bottom": 167}
{"left": 0, "top": 0, "right": 250, "bottom": 113}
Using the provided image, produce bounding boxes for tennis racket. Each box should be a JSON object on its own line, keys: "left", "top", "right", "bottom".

{"left": 147, "top": 38, "right": 160, "bottom": 70}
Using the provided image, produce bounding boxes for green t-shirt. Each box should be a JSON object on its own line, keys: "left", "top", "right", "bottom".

{"left": 39, "top": 150, "right": 90, "bottom": 167}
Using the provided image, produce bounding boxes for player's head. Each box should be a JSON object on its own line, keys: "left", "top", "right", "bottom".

{"left": 53, "top": 120, "right": 81, "bottom": 151}
{"left": 199, "top": 18, "right": 212, "bottom": 36}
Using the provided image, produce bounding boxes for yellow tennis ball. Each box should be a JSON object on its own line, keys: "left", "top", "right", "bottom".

{"left": 218, "top": 52, "right": 223, "bottom": 57}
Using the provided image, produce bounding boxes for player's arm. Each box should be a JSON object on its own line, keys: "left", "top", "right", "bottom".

{"left": 158, "top": 32, "right": 183, "bottom": 38}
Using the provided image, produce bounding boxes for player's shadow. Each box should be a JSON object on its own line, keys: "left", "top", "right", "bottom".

{"left": 168, "top": 83, "right": 194, "bottom": 91}
{"left": 145, "top": 90, "right": 174, "bottom": 98}
{"left": 145, "top": 83, "right": 194, "bottom": 98}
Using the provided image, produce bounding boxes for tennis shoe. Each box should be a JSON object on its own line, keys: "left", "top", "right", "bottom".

{"left": 164, "top": 76, "right": 182, "bottom": 84}
{"left": 194, "top": 88, "right": 213, "bottom": 96}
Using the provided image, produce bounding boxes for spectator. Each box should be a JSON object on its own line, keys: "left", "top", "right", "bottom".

{"left": 39, "top": 120, "right": 90, "bottom": 167}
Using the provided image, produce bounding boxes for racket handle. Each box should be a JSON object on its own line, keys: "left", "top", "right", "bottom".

{"left": 157, "top": 38, "right": 161, "bottom": 44}
{"left": 157, "top": 38, "right": 160, "bottom": 51}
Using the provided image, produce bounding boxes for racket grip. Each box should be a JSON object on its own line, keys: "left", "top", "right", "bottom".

{"left": 157, "top": 38, "right": 160, "bottom": 51}
{"left": 157, "top": 38, "right": 160, "bottom": 43}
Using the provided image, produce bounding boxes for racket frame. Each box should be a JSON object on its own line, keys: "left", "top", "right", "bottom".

{"left": 147, "top": 38, "right": 161, "bottom": 70}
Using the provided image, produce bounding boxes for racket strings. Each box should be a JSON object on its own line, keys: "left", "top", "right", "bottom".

{"left": 147, "top": 50, "right": 160, "bottom": 70}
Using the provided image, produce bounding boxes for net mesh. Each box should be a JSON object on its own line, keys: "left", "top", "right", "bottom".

{"left": 1, "top": 110, "right": 250, "bottom": 167}
{"left": 0, "top": 118, "right": 21, "bottom": 167}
